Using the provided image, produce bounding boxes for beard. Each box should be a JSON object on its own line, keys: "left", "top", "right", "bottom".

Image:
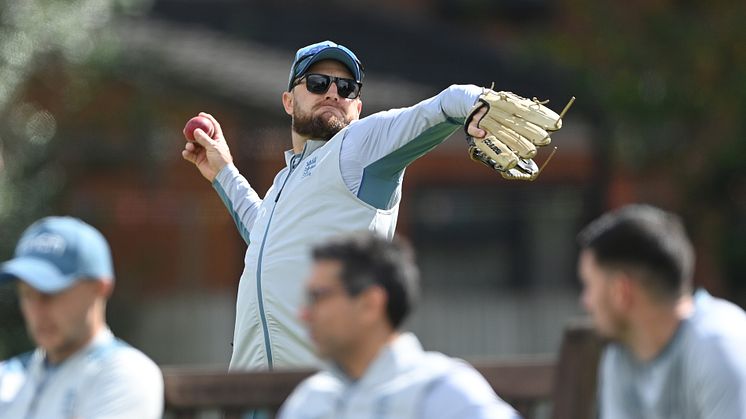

{"left": 292, "top": 105, "right": 353, "bottom": 141}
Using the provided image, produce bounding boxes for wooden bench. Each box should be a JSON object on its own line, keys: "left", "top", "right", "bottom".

{"left": 163, "top": 322, "right": 604, "bottom": 419}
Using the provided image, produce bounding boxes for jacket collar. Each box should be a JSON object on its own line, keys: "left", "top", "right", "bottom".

{"left": 284, "top": 140, "right": 328, "bottom": 167}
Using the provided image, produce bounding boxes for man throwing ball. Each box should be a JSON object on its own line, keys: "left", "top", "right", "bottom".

{"left": 182, "top": 40, "right": 571, "bottom": 370}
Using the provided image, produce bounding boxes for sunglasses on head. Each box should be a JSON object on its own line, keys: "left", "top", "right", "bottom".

{"left": 294, "top": 74, "right": 362, "bottom": 99}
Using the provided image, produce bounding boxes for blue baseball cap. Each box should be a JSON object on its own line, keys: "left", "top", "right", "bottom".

{"left": 288, "top": 40, "right": 364, "bottom": 91}
{"left": 0, "top": 216, "right": 114, "bottom": 294}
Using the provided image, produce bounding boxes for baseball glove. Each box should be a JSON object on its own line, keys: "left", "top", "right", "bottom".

{"left": 465, "top": 89, "right": 575, "bottom": 181}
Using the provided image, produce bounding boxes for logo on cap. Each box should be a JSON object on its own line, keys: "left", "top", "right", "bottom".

{"left": 18, "top": 233, "right": 67, "bottom": 256}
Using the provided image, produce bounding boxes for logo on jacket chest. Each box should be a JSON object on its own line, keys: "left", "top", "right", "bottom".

{"left": 302, "top": 157, "right": 318, "bottom": 179}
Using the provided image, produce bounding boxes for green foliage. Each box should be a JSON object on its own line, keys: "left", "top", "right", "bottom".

{"left": 0, "top": 0, "right": 151, "bottom": 359}
{"left": 537, "top": 1, "right": 745, "bottom": 159}
{"left": 532, "top": 1, "right": 746, "bottom": 299}
{"left": 0, "top": 285, "right": 30, "bottom": 358}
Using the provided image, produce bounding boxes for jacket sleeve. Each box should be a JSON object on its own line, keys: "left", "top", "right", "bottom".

{"left": 691, "top": 334, "right": 746, "bottom": 419}
{"left": 212, "top": 163, "right": 263, "bottom": 245}
{"left": 341, "top": 84, "right": 482, "bottom": 209}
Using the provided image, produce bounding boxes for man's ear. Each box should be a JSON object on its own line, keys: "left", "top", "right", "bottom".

{"left": 360, "top": 286, "right": 387, "bottom": 322}
{"left": 610, "top": 272, "right": 635, "bottom": 311}
{"left": 282, "top": 91, "right": 294, "bottom": 116}
{"left": 355, "top": 99, "right": 362, "bottom": 115}
{"left": 94, "top": 280, "right": 114, "bottom": 298}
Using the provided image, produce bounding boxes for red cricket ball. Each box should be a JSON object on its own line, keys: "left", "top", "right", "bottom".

{"left": 183, "top": 116, "right": 215, "bottom": 142}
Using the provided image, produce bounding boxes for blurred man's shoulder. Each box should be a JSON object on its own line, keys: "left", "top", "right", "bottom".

{"left": 690, "top": 291, "right": 746, "bottom": 340}
{"left": 85, "top": 337, "right": 160, "bottom": 380}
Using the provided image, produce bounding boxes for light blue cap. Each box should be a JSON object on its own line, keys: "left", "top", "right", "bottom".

{"left": 288, "top": 40, "right": 364, "bottom": 91}
{"left": 0, "top": 216, "right": 114, "bottom": 293}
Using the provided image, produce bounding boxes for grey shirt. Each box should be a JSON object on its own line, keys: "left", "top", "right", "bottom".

{"left": 278, "top": 333, "right": 520, "bottom": 419}
{"left": 0, "top": 328, "right": 163, "bottom": 419}
{"left": 599, "top": 290, "right": 746, "bottom": 419}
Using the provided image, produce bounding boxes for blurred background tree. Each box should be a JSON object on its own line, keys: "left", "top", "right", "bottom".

{"left": 528, "top": 0, "right": 746, "bottom": 306}
{"left": 0, "top": 0, "right": 150, "bottom": 359}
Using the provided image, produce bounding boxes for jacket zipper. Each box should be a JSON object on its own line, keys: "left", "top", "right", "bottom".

{"left": 254, "top": 148, "right": 306, "bottom": 369}
{"left": 25, "top": 365, "right": 53, "bottom": 419}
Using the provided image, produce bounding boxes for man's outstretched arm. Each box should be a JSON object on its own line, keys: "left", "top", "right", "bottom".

{"left": 340, "top": 84, "right": 486, "bottom": 209}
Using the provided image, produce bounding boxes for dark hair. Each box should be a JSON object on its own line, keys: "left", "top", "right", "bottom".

{"left": 578, "top": 204, "right": 694, "bottom": 300}
{"left": 311, "top": 231, "right": 420, "bottom": 329}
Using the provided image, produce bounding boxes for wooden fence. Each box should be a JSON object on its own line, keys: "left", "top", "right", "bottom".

{"left": 163, "top": 322, "right": 604, "bottom": 419}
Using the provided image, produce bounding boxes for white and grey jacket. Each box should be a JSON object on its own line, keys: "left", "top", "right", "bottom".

{"left": 0, "top": 328, "right": 163, "bottom": 419}
{"left": 214, "top": 85, "right": 483, "bottom": 370}
{"left": 278, "top": 333, "right": 520, "bottom": 419}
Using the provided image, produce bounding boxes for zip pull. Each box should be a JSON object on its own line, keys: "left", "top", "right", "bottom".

{"left": 275, "top": 177, "right": 287, "bottom": 202}
{"left": 275, "top": 155, "right": 301, "bottom": 203}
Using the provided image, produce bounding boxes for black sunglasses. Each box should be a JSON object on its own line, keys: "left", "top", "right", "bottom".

{"left": 294, "top": 73, "right": 362, "bottom": 99}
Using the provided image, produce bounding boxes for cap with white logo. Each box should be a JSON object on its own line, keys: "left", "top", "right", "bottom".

{"left": 0, "top": 216, "right": 114, "bottom": 293}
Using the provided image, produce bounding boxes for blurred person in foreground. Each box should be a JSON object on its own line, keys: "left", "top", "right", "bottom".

{"left": 578, "top": 204, "right": 746, "bottom": 419}
{"left": 278, "top": 231, "right": 520, "bottom": 419}
{"left": 0, "top": 216, "right": 163, "bottom": 419}
{"left": 182, "top": 39, "right": 569, "bottom": 370}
